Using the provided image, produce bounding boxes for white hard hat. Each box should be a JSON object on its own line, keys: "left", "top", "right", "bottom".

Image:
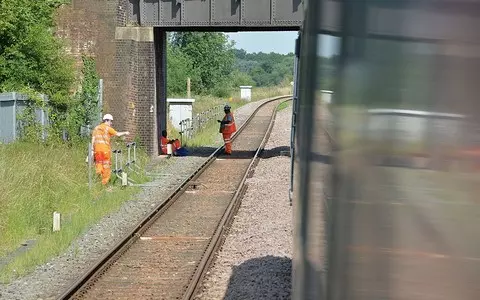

{"left": 103, "top": 114, "right": 113, "bottom": 121}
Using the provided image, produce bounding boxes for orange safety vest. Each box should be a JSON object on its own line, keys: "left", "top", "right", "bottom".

{"left": 161, "top": 136, "right": 181, "bottom": 154}
{"left": 92, "top": 123, "right": 117, "bottom": 152}
{"left": 220, "top": 112, "right": 236, "bottom": 134}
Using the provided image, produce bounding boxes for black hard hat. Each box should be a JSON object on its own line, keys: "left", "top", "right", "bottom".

{"left": 224, "top": 104, "right": 231, "bottom": 110}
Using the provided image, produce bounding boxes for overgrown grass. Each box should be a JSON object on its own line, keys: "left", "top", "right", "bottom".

{"left": 276, "top": 101, "right": 291, "bottom": 111}
{"left": 0, "top": 140, "right": 150, "bottom": 282}
{"left": 174, "top": 84, "right": 293, "bottom": 148}
{"left": 182, "top": 98, "right": 247, "bottom": 148}
{"left": 169, "top": 84, "right": 293, "bottom": 115}
{"left": 250, "top": 85, "right": 293, "bottom": 101}
{"left": 184, "top": 121, "right": 223, "bottom": 148}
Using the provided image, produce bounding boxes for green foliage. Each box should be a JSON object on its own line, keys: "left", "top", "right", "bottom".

{"left": 61, "top": 55, "right": 100, "bottom": 140}
{"left": 78, "top": 56, "right": 101, "bottom": 126}
{"left": 229, "top": 70, "right": 255, "bottom": 88}
{"left": 17, "top": 104, "right": 46, "bottom": 143}
{"left": 0, "top": 0, "right": 74, "bottom": 108}
{"left": 166, "top": 32, "right": 297, "bottom": 98}
{"left": 233, "top": 50, "right": 295, "bottom": 87}
{"left": 167, "top": 45, "right": 196, "bottom": 95}
{"left": 0, "top": 0, "right": 104, "bottom": 144}
{"left": 276, "top": 101, "right": 291, "bottom": 111}
{"left": 0, "top": 0, "right": 99, "bottom": 144}
{"left": 169, "top": 32, "right": 235, "bottom": 95}
{"left": 211, "top": 85, "right": 231, "bottom": 98}
{"left": 183, "top": 99, "right": 247, "bottom": 148}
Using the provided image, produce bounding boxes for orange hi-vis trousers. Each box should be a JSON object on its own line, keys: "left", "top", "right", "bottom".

{"left": 94, "top": 150, "right": 112, "bottom": 185}
{"left": 222, "top": 133, "right": 232, "bottom": 154}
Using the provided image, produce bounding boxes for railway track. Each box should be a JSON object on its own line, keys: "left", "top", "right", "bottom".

{"left": 58, "top": 96, "right": 291, "bottom": 300}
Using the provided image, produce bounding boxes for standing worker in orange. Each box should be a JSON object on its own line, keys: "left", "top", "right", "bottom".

{"left": 217, "top": 104, "right": 236, "bottom": 155}
{"left": 91, "top": 114, "right": 130, "bottom": 186}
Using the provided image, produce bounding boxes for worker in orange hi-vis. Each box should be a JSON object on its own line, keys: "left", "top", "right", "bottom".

{"left": 217, "top": 104, "right": 237, "bottom": 155}
{"left": 91, "top": 114, "right": 130, "bottom": 186}
{"left": 160, "top": 130, "right": 181, "bottom": 155}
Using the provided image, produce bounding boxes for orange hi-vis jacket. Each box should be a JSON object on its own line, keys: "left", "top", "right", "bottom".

{"left": 160, "top": 136, "right": 181, "bottom": 154}
{"left": 92, "top": 123, "right": 118, "bottom": 153}
{"left": 220, "top": 112, "right": 237, "bottom": 134}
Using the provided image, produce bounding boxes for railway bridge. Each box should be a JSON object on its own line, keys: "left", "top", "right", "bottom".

{"left": 69, "top": 0, "right": 304, "bottom": 155}
{"left": 64, "top": 0, "right": 480, "bottom": 155}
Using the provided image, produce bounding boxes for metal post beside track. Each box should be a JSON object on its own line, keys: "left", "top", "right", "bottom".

{"left": 88, "top": 142, "right": 93, "bottom": 189}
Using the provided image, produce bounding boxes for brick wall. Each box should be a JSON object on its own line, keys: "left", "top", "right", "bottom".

{"left": 55, "top": 0, "right": 158, "bottom": 155}
{"left": 112, "top": 39, "right": 157, "bottom": 154}
{"left": 136, "top": 42, "right": 157, "bottom": 154}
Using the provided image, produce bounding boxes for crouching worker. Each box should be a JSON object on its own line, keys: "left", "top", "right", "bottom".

{"left": 91, "top": 114, "right": 130, "bottom": 186}
{"left": 160, "top": 130, "right": 188, "bottom": 156}
{"left": 217, "top": 104, "right": 236, "bottom": 155}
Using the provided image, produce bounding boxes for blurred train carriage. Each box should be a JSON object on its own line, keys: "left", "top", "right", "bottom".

{"left": 291, "top": 0, "right": 480, "bottom": 299}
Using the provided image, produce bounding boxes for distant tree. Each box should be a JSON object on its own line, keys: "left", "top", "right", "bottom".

{"left": 170, "top": 32, "right": 235, "bottom": 94}
{"left": 250, "top": 66, "right": 270, "bottom": 86}
{"left": 234, "top": 49, "right": 247, "bottom": 60}
{"left": 236, "top": 60, "right": 259, "bottom": 74}
{"left": 234, "top": 50, "right": 295, "bottom": 86}
{"left": 167, "top": 45, "right": 197, "bottom": 95}
{"left": 229, "top": 70, "right": 255, "bottom": 87}
{"left": 261, "top": 61, "right": 275, "bottom": 73}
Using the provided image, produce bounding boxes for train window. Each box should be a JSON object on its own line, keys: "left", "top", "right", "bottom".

{"left": 292, "top": 0, "right": 480, "bottom": 299}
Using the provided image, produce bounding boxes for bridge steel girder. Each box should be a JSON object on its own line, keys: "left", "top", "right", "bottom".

{"left": 127, "top": 0, "right": 304, "bottom": 29}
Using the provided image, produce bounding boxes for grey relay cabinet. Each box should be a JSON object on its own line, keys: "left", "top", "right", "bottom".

{"left": 0, "top": 92, "right": 48, "bottom": 143}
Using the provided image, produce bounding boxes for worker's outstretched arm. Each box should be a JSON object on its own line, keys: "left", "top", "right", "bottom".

{"left": 116, "top": 131, "right": 130, "bottom": 137}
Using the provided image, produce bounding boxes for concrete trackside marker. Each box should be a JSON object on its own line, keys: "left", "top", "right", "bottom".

{"left": 122, "top": 172, "right": 128, "bottom": 187}
{"left": 53, "top": 212, "right": 61, "bottom": 232}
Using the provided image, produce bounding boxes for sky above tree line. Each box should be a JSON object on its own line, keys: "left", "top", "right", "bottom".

{"left": 226, "top": 32, "right": 339, "bottom": 57}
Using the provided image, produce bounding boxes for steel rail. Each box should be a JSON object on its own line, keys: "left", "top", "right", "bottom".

{"left": 183, "top": 98, "right": 292, "bottom": 300}
{"left": 58, "top": 95, "right": 291, "bottom": 300}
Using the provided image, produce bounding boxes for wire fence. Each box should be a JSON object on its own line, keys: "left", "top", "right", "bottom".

{"left": 87, "top": 142, "right": 143, "bottom": 188}
{"left": 178, "top": 105, "right": 224, "bottom": 139}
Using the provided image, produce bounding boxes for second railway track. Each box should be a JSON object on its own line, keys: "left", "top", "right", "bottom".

{"left": 59, "top": 96, "right": 291, "bottom": 300}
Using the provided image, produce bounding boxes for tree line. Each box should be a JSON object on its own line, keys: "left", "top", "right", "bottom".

{"left": 167, "top": 33, "right": 298, "bottom": 97}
